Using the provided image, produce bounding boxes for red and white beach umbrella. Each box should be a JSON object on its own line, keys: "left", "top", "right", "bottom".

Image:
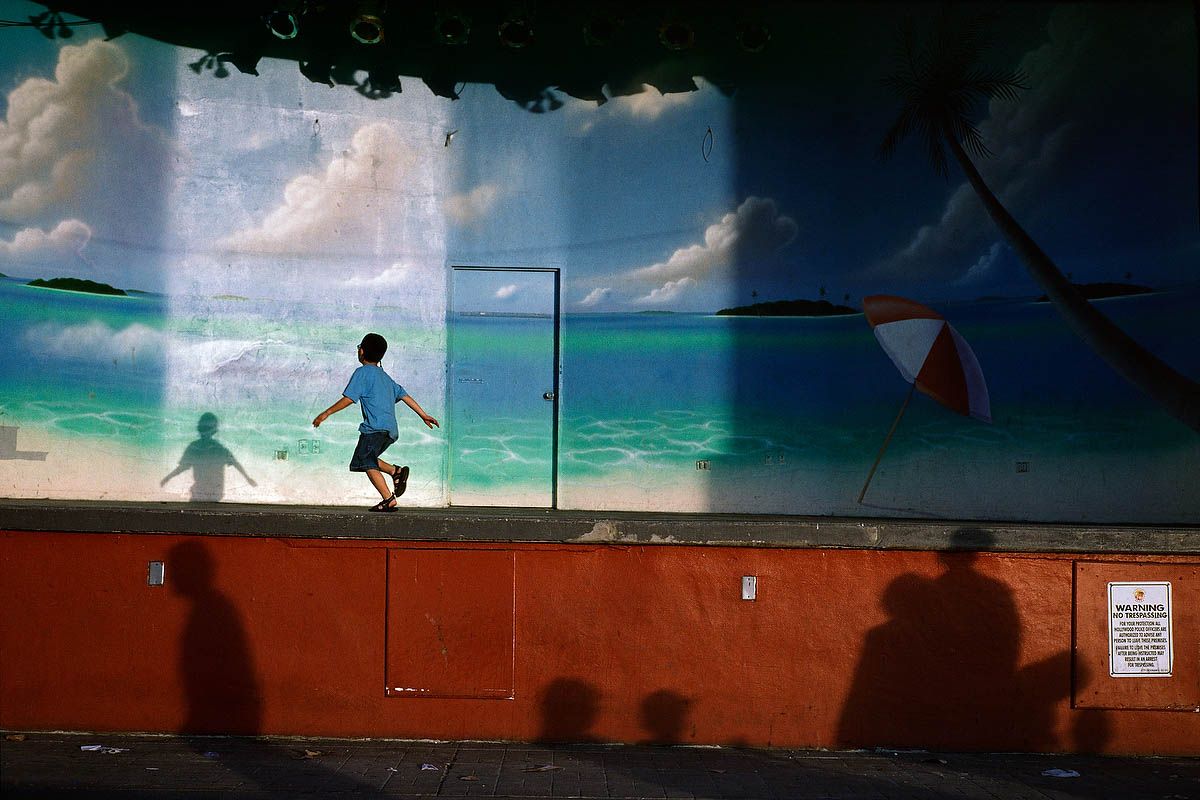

{"left": 857, "top": 295, "right": 991, "bottom": 503}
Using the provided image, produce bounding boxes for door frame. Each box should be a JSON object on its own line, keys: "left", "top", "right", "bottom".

{"left": 447, "top": 266, "right": 561, "bottom": 508}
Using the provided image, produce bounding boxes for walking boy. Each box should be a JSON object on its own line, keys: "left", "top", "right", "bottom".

{"left": 313, "top": 333, "right": 439, "bottom": 512}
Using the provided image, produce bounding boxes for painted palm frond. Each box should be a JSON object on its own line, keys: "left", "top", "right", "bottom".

{"left": 876, "top": 12, "right": 1200, "bottom": 431}
{"left": 879, "top": 15, "right": 1027, "bottom": 174}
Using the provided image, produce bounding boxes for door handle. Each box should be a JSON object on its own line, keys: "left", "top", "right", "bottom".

{"left": 543, "top": 391, "right": 556, "bottom": 401}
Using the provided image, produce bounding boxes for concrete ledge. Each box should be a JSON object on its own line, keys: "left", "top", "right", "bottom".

{"left": 1, "top": 499, "right": 1197, "bottom": 553}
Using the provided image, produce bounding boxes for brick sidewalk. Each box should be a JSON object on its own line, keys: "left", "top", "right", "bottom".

{"left": 2, "top": 731, "right": 1197, "bottom": 799}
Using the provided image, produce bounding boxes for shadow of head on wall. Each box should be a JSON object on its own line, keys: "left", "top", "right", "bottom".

{"left": 537, "top": 677, "right": 602, "bottom": 743}
{"left": 938, "top": 527, "right": 996, "bottom": 566}
{"left": 161, "top": 412, "right": 256, "bottom": 502}
{"left": 639, "top": 689, "right": 692, "bottom": 745}
{"left": 536, "top": 680, "right": 697, "bottom": 747}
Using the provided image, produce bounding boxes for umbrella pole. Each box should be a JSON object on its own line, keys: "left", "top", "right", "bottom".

{"left": 857, "top": 381, "right": 917, "bottom": 504}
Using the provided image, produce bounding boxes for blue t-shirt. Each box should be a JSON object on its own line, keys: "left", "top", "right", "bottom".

{"left": 342, "top": 365, "right": 408, "bottom": 441}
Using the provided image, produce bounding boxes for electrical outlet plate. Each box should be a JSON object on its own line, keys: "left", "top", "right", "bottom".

{"left": 742, "top": 575, "right": 757, "bottom": 600}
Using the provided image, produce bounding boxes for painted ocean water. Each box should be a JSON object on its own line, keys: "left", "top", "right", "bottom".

{"left": 454, "top": 288, "right": 1200, "bottom": 520}
{"left": 2, "top": 275, "right": 1197, "bottom": 521}
{"left": 0, "top": 277, "right": 447, "bottom": 505}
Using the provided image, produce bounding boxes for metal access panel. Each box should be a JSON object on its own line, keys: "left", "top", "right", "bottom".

{"left": 1073, "top": 560, "right": 1199, "bottom": 710}
{"left": 385, "top": 549, "right": 516, "bottom": 700}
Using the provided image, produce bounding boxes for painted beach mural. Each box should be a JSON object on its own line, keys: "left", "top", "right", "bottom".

{"left": 0, "top": 1, "right": 1196, "bottom": 522}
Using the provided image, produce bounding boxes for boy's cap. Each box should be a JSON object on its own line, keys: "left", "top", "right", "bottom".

{"left": 359, "top": 332, "right": 388, "bottom": 361}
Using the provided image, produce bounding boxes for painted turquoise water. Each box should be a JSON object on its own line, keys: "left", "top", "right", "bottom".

{"left": 2, "top": 275, "right": 1197, "bottom": 518}
{"left": 452, "top": 288, "right": 1199, "bottom": 516}
{"left": 0, "top": 279, "right": 167, "bottom": 452}
{"left": 0, "top": 278, "right": 447, "bottom": 500}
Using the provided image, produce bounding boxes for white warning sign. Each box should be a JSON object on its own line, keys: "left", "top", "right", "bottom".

{"left": 1108, "top": 582, "right": 1172, "bottom": 678}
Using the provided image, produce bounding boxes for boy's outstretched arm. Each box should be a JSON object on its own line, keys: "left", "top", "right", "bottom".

{"left": 313, "top": 396, "right": 354, "bottom": 427}
{"left": 160, "top": 463, "right": 187, "bottom": 486}
{"left": 230, "top": 456, "right": 258, "bottom": 487}
{"left": 400, "top": 394, "right": 440, "bottom": 429}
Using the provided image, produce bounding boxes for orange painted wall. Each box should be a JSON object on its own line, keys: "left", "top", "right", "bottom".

{"left": 1, "top": 531, "right": 1197, "bottom": 755}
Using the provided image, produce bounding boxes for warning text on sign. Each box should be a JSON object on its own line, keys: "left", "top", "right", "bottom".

{"left": 1108, "top": 582, "right": 1172, "bottom": 678}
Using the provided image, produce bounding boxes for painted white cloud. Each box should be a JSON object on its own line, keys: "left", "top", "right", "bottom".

{"left": 593, "top": 78, "right": 709, "bottom": 118}
{"left": 570, "top": 77, "right": 713, "bottom": 134}
{"left": 23, "top": 320, "right": 298, "bottom": 384}
{"left": 444, "top": 183, "right": 500, "bottom": 225}
{"left": 953, "top": 243, "right": 1005, "bottom": 286}
{"left": 0, "top": 39, "right": 174, "bottom": 222}
{"left": 628, "top": 196, "right": 797, "bottom": 286}
{"left": 577, "top": 287, "right": 612, "bottom": 307}
{"left": 218, "top": 122, "right": 414, "bottom": 256}
{"left": 0, "top": 219, "right": 92, "bottom": 273}
{"left": 635, "top": 277, "right": 695, "bottom": 306}
{"left": 612, "top": 80, "right": 707, "bottom": 121}
{"left": 343, "top": 262, "right": 412, "bottom": 289}
{"left": 494, "top": 284, "right": 519, "bottom": 300}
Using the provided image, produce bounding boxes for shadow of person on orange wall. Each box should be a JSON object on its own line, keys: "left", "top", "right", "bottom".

{"left": 169, "top": 540, "right": 263, "bottom": 735}
{"left": 537, "top": 677, "right": 602, "bottom": 743}
{"left": 836, "top": 528, "right": 1045, "bottom": 751}
{"left": 168, "top": 540, "right": 383, "bottom": 792}
{"left": 638, "top": 689, "right": 692, "bottom": 745}
{"left": 1069, "top": 659, "right": 1112, "bottom": 754}
{"left": 835, "top": 571, "right": 943, "bottom": 748}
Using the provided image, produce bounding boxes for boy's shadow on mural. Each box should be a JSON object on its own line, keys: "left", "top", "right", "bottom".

{"left": 836, "top": 528, "right": 1111, "bottom": 753}
{"left": 162, "top": 412, "right": 256, "bottom": 502}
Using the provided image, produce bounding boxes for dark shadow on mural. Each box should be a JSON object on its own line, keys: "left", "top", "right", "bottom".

{"left": 33, "top": 3, "right": 758, "bottom": 114}
{"left": 719, "top": 3, "right": 1198, "bottom": 521}
{"left": 161, "top": 413, "right": 256, "bottom": 502}
{"left": 874, "top": 12, "right": 1199, "bottom": 432}
{"left": 835, "top": 529, "right": 1109, "bottom": 753}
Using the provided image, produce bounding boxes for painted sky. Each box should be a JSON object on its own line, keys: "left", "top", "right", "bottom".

{"left": 0, "top": 1, "right": 1195, "bottom": 312}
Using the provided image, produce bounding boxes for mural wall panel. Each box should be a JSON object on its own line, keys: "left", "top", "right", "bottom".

{"left": 0, "top": 1, "right": 1196, "bottom": 522}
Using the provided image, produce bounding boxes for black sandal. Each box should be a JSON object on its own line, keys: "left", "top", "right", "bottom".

{"left": 393, "top": 466, "right": 410, "bottom": 497}
{"left": 369, "top": 494, "right": 398, "bottom": 512}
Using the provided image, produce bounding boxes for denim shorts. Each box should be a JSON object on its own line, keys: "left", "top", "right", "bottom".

{"left": 349, "top": 431, "right": 394, "bottom": 472}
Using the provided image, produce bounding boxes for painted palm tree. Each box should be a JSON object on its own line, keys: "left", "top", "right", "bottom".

{"left": 880, "top": 15, "right": 1200, "bottom": 432}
